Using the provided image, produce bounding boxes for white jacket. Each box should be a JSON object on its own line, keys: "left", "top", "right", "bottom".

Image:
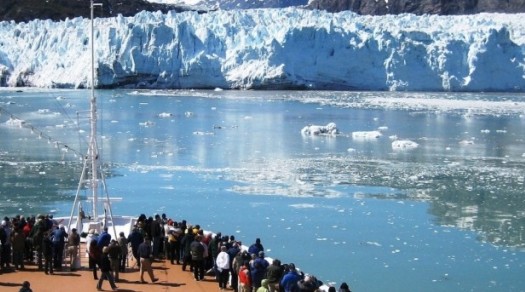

{"left": 216, "top": 251, "right": 230, "bottom": 271}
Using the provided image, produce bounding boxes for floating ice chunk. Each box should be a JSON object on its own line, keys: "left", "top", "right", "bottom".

{"left": 352, "top": 130, "right": 382, "bottom": 140}
{"left": 184, "top": 111, "right": 194, "bottom": 117}
{"left": 139, "top": 121, "right": 155, "bottom": 127}
{"left": 459, "top": 140, "right": 475, "bottom": 145}
{"left": 5, "top": 118, "right": 25, "bottom": 127}
{"left": 290, "top": 203, "right": 316, "bottom": 209}
{"left": 389, "top": 135, "right": 398, "bottom": 140}
{"left": 378, "top": 126, "right": 388, "bottom": 131}
{"left": 301, "top": 122, "right": 338, "bottom": 136}
{"left": 193, "top": 131, "right": 214, "bottom": 135}
{"left": 214, "top": 87, "right": 223, "bottom": 91}
{"left": 392, "top": 140, "right": 419, "bottom": 150}
{"left": 481, "top": 129, "right": 490, "bottom": 133}
{"left": 158, "top": 112, "right": 173, "bottom": 118}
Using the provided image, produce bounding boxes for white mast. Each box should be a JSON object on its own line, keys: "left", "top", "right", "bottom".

{"left": 89, "top": 0, "right": 99, "bottom": 220}
{"left": 68, "top": 0, "right": 104, "bottom": 231}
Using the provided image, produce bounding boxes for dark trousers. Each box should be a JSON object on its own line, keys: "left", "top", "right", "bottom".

{"left": 182, "top": 254, "right": 192, "bottom": 271}
{"left": 44, "top": 255, "right": 53, "bottom": 274}
{"left": 168, "top": 242, "right": 180, "bottom": 264}
{"left": 25, "top": 238, "right": 33, "bottom": 261}
{"left": 192, "top": 259, "right": 205, "bottom": 280}
{"left": 218, "top": 268, "right": 230, "bottom": 288}
{"left": 97, "top": 270, "right": 117, "bottom": 290}
{"left": 132, "top": 248, "right": 139, "bottom": 267}
{"left": 52, "top": 242, "right": 64, "bottom": 269}
{"left": 12, "top": 250, "right": 24, "bottom": 269}
{"left": 1, "top": 244, "right": 11, "bottom": 268}
{"left": 230, "top": 269, "right": 238, "bottom": 291}
{"left": 89, "top": 256, "right": 98, "bottom": 279}
{"left": 35, "top": 247, "right": 43, "bottom": 269}
{"left": 120, "top": 253, "right": 127, "bottom": 271}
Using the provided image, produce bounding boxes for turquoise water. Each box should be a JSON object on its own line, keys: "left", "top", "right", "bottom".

{"left": 1, "top": 89, "right": 525, "bottom": 291}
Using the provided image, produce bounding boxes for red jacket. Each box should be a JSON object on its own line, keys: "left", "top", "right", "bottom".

{"left": 239, "top": 266, "right": 251, "bottom": 287}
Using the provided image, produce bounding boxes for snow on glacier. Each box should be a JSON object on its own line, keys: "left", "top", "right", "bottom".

{"left": 0, "top": 8, "right": 524, "bottom": 91}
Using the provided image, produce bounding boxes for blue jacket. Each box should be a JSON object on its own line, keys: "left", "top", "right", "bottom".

{"left": 97, "top": 231, "right": 111, "bottom": 248}
{"left": 51, "top": 228, "right": 67, "bottom": 245}
{"left": 280, "top": 270, "right": 301, "bottom": 292}
{"left": 127, "top": 229, "right": 144, "bottom": 250}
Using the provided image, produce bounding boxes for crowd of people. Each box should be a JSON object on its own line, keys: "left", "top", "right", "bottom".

{"left": 0, "top": 212, "right": 352, "bottom": 292}
{"left": 0, "top": 214, "right": 80, "bottom": 274}
{"left": 127, "top": 213, "right": 352, "bottom": 292}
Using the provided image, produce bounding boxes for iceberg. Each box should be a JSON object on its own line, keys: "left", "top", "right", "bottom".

{"left": 352, "top": 130, "right": 382, "bottom": 140}
{"left": 391, "top": 139, "right": 419, "bottom": 150}
{"left": 0, "top": 8, "right": 524, "bottom": 91}
{"left": 4, "top": 117, "right": 25, "bottom": 127}
{"left": 301, "top": 122, "right": 338, "bottom": 135}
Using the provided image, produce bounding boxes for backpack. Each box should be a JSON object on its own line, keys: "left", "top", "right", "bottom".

{"left": 190, "top": 242, "right": 204, "bottom": 260}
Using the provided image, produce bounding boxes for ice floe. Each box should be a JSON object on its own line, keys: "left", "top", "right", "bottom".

{"left": 301, "top": 122, "right": 338, "bottom": 136}
{"left": 392, "top": 140, "right": 419, "bottom": 150}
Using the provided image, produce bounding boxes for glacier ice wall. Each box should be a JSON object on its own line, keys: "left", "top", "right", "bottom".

{"left": 0, "top": 8, "right": 524, "bottom": 91}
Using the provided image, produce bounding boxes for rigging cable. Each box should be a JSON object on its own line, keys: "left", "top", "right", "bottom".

{"left": 0, "top": 105, "right": 84, "bottom": 160}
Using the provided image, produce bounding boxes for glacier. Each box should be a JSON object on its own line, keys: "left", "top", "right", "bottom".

{"left": 0, "top": 8, "right": 524, "bottom": 91}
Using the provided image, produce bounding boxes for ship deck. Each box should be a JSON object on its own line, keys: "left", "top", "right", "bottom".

{"left": 0, "top": 243, "right": 219, "bottom": 292}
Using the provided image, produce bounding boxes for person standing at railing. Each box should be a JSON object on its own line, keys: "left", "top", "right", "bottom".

{"left": 280, "top": 263, "right": 302, "bottom": 292}
{"left": 11, "top": 226, "right": 25, "bottom": 270}
{"left": 265, "top": 258, "right": 283, "bottom": 292}
{"left": 151, "top": 214, "right": 163, "bottom": 260}
{"left": 42, "top": 231, "right": 53, "bottom": 275}
{"left": 66, "top": 228, "right": 80, "bottom": 271}
{"left": 181, "top": 228, "right": 195, "bottom": 272}
{"left": 190, "top": 234, "right": 206, "bottom": 281}
{"left": 50, "top": 225, "right": 67, "bottom": 271}
{"left": 215, "top": 245, "right": 230, "bottom": 290}
{"left": 127, "top": 227, "right": 143, "bottom": 268}
{"left": 250, "top": 251, "right": 269, "bottom": 291}
{"left": 117, "top": 232, "right": 128, "bottom": 272}
{"left": 238, "top": 261, "right": 252, "bottom": 292}
{"left": 29, "top": 215, "right": 47, "bottom": 270}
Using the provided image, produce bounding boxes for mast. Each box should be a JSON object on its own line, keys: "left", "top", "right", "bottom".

{"left": 90, "top": 0, "right": 99, "bottom": 220}
{"left": 70, "top": 0, "right": 120, "bottom": 238}
{"left": 69, "top": 0, "right": 104, "bottom": 230}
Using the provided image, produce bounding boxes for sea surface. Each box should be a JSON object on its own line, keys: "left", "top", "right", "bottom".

{"left": 1, "top": 89, "right": 525, "bottom": 291}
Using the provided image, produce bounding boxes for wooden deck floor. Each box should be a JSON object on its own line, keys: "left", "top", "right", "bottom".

{"left": 0, "top": 245, "right": 220, "bottom": 292}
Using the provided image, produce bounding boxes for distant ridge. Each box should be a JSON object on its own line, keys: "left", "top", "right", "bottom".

{"left": 0, "top": 0, "right": 200, "bottom": 23}
{"left": 2, "top": 0, "right": 525, "bottom": 23}
{"left": 306, "top": 0, "right": 525, "bottom": 15}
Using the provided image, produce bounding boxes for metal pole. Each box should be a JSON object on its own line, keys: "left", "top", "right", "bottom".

{"left": 90, "top": 0, "right": 102, "bottom": 220}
